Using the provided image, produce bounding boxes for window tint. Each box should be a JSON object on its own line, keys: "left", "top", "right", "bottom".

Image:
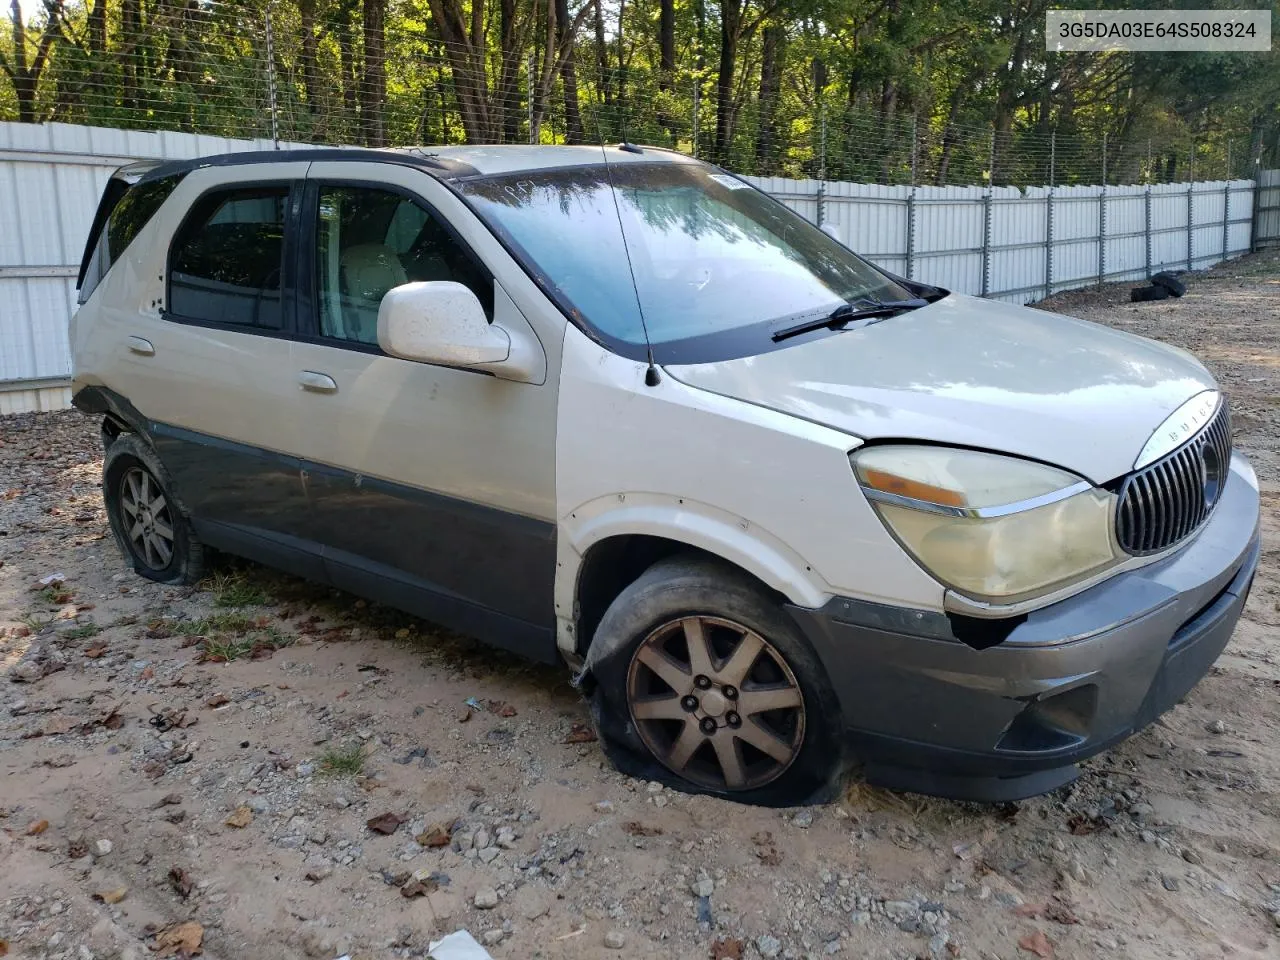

{"left": 79, "top": 173, "right": 185, "bottom": 304}
{"left": 315, "top": 186, "right": 492, "bottom": 346}
{"left": 169, "top": 186, "right": 289, "bottom": 328}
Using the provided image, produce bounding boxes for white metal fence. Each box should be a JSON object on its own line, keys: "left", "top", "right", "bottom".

{"left": 0, "top": 120, "right": 1265, "bottom": 414}
{"left": 1256, "top": 168, "right": 1280, "bottom": 248}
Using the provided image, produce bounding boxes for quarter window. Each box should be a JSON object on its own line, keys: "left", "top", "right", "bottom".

{"left": 315, "top": 185, "right": 492, "bottom": 347}
{"left": 79, "top": 173, "right": 185, "bottom": 304}
{"left": 169, "top": 186, "right": 289, "bottom": 328}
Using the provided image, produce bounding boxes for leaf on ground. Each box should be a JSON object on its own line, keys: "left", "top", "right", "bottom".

{"left": 562, "top": 723, "right": 597, "bottom": 744}
{"left": 154, "top": 793, "right": 183, "bottom": 809}
{"left": 224, "top": 806, "right": 253, "bottom": 828}
{"left": 67, "top": 837, "right": 88, "bottom": 858}
{"left": 1018, "top": 930, "right": 1054, "bottom": 958}
{"left": 0, "top": 937, "right": 8, "bottom": 956}
{"left": 710, "top": 936, "right": 745, "bottom": 959}
{"left": 84, "top": 644, "right": 108, "bottom": 659}
{"left": 26, "top": 819, "right": 49, "bottom": 836}
{"left": 1045, "top": 899, "right": 1079, "bottom": 925}
{"left": 400, "top": 877, "right": 439, "bottom": 898}
{"left": 154, "top": 920, "right": 203, "bottom": 957}
{"left": 366, "top": 811, "right": 404, "bottom": 835}
{"left": 485, "top": 700, "right": 518, "bottom": 717}
{"left": 1066, "top": 813, "right": 1103, "bottom": 835}
{"left": 93, "top": 887, "right": 128, "bottom": 904}
{"left": 205, "top": 694, "right": 229, "bottom": 708}
{"left": 168, "top": 866, "right": 194, "bottom": 899}
{"left": 1013, "top": 904, "right": 1044, "bottom": 918}
{"left": 622, "top": 821, "right": 663, "bottom": 837}
{"left": 415, "top": 822, "right": 452, "bottom": 848}
{"left": 42, "top": 716, "right": 76, "bottom": 736}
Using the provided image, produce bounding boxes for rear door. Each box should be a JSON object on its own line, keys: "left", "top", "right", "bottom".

{"left": 285, "top": 160, "right": 560, "bottom": 658}
{"left": 90, "top": 161, "right": 322, "bottom": 578}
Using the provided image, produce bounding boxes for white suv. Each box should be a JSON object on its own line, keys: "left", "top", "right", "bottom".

{"left": 71, "top": 145, "right": 1261, "bottom": 805}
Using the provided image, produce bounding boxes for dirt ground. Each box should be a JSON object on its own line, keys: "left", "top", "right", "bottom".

{"left": 1, "top": 250, "right": 1278, "bottom": 960}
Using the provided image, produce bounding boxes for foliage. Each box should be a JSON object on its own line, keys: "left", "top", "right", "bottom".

{"left": 1, "top": 0, "right": 1277, "bottom": 184}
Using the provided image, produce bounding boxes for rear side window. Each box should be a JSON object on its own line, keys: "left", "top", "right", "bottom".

{"left": 78, "top": 173, "right": 185, "bottom": 304}
{"left": 168, "top": 186, "right": 289, "bottom": 329}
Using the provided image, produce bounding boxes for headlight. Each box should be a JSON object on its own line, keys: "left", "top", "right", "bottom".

{"left": 852, "top": 445, "right": 1120, "bottom": 603}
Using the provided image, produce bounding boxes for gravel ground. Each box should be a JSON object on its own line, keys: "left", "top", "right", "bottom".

{"left": 1, "top": 249, "right": 1278, "bottom": 960}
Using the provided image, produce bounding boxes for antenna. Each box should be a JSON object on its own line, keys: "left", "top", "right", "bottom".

{"left": 593, "top": 127, "right": 661, "bottom": 387}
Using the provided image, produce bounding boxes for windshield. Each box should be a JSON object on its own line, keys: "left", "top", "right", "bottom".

{"left": 456, "top": 161, "right": 911, "bottom": 363}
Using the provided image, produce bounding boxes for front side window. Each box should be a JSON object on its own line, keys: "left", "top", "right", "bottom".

{"left": 169, "top": 186, "right": 289, "bottom": 328}
{"left": 457, "top": 162, "right": 911, "bottom": 363}
{"left": 314, "top": 185, "right": 492, "bottom": 346}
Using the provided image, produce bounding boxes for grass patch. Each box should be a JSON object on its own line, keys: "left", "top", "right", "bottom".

{"left": 209, "top": 571, "right": 270, "bottom": 608}
{"left": 38, "top": 584, "right": 74, "bottom": 605}
{"left": 20, "top": 612, "right": 54, "bottom": 632}
{"left": 173, "top": 612, "right": 258, "bottom": 637}
{"left": 61, "top": 623, "right": 101, "bottom": 640}
{"left": 319, "top": 742, "right": 369, "bottom": 776}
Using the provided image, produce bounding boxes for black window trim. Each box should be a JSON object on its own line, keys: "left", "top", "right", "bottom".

{"left": 162, "top": 179, "right": 303, "bottom": 339}
{"left": 295, "top": 177, "right": 497, "bottom": 356}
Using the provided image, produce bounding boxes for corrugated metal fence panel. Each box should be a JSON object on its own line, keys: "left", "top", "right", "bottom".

{"left": 1105, "top": 187, "right": 1149, "bottom": 283}
{"left": 0, "top": 121, "right": 315, "bottom": 397}
{"left": 1258, "top": 169, "right": 1280, "bottom": 247}
{"left": 912, "top": 185, "right": 986, "bottom": 295}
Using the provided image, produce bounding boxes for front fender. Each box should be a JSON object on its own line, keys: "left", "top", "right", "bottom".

{"left": 554, "top": 492, "right": 833, "bottom": 659}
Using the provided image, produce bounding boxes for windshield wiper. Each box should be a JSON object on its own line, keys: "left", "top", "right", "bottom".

{"left": 771, "top": 297, "right": 929, "bottom": 342}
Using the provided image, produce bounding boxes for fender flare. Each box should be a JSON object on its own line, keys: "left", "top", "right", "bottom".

{"left": 555, "top": 493, "right": 832, "bottom": 659}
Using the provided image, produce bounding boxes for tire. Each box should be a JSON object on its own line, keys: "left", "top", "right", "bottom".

{"left": 102, "top": 432, "right": 206, "bottom": 585}
{"left": 583, "top": 555, "right": 843, "bottom": 807}
{"left": 1151, "top": 271, "right": 1186, "bottom": 297}
{"left": 1130, "top": 284, "right": 1170, "bottom": 302}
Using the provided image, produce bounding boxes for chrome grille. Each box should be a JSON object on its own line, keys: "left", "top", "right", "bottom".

{"left": 1116, "top": 399, "right": 1231, "bottom": 555}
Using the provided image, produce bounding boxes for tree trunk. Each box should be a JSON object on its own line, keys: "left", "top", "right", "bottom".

{"left": 337, "top": 0, "right": 360, "bottom": 135}
{"left": 713, "top": 0, "right": 741, "bottom": 162}
{"left": 659, "top": 0, "right": 675, "bottom": 90}
{"left": 299, "top": 0, "right": 321, "bottom": 118}
{"left": 362, "top": 0, "right": 387, "bottom": 146}
{"left": 427, "top": 0, "right": 494, "bottom": 143}
{"left": 592, "top": 0, "right": 609, "bottom": 105}
{"left": 88, "top": 0, "right": 106, "bottom": 56}
{"left": 498, "top": 0, "right": 521, "bottom": 141}
{"left": 555, "top": 0, "right": 584, "bottom": 143}
{"left": 7, "top": 0, "right": 63, "bottom": 123}
{"left": 754, "top": 24, "right": 782, "bottom": 173}
{"left": 120, "top": 0, "right": 141, "bottom": 112}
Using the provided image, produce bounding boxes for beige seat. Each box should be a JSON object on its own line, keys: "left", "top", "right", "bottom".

{"left": 338, "top": 243, "right": 408, "bottom": 342}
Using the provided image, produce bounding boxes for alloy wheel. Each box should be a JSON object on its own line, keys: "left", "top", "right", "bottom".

{"left": 626, "top": 615, "right": 805, "bottom": 791}
{"left": 119, "top": 466, "right": 175, "bottom": 571}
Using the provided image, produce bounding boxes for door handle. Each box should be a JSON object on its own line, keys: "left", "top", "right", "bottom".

{"left": 298, "top": 371, "right": 338, "bottom": 394}
{"left": 126, "top": 336, "right": 155, "bottom": 356}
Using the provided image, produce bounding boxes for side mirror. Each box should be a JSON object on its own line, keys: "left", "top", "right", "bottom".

{"left": 377, "top": 281, "right": 510, "bottom": 368}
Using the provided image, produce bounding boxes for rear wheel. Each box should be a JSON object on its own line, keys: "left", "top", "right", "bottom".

{"left": 586, "top": 556, "right": 842, "bottom": 806}
{"left": 103, "top": 433, "right": 205, "bottom": 585}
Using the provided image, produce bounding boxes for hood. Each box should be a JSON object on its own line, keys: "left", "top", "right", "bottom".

{"left": 666, "top": 294, "right": 1215, "bottom": 484}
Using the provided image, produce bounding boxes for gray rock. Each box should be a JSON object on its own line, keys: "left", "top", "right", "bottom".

{"left": 756, "top": 934, "right": 782, "bottom": 958}
{"left": 481, "top": 930, "right": 505, "bottom": 946}
{"left": 1161, "top": 874, "right": 1180, "bottom": 892}
{"left": 1181, "top": 847, "right": 1203, "bottom": 866}
{"left": 928, "top": 933, "right": 951, "bottom": 960}
{"left": 691, "top": 877, "right": 715, "bottom": 898}
{"left": 792, "top": 810, "right": 813, "bottom": 829}
{"left": 849, "top": 911, "right": 871, "bottom": 927}
{"left": 474, "top": 887, "right": 499, "bottom": 910}
{"left": 883, "top": 900, "right": 917, "bottom": 922}
{"left": 92, "top": 839, "right": 113, "bottom": 858}
{"left": 1205, "top": 719, "right": 1227, "bottom": 735}
{"left": 603, "top": 930, "right": 626, "bottom": 949}
{"left": 475, "top": 829, "right": 491, "bottom": 849}
{"left": 478, "top": 846, "right": 500, "bottom": 864}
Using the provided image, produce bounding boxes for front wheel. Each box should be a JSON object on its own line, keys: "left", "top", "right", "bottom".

{"left": 585, "top": 556, "right": 843, "bottom": 806}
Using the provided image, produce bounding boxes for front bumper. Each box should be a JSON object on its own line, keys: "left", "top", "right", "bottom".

{"left": 788, "top": 454, "right": 1262, "bottom": 802}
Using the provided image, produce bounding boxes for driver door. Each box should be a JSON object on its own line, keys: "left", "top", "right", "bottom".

{"left": 285, "top": 161, "right": 559, "bottom": 659}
